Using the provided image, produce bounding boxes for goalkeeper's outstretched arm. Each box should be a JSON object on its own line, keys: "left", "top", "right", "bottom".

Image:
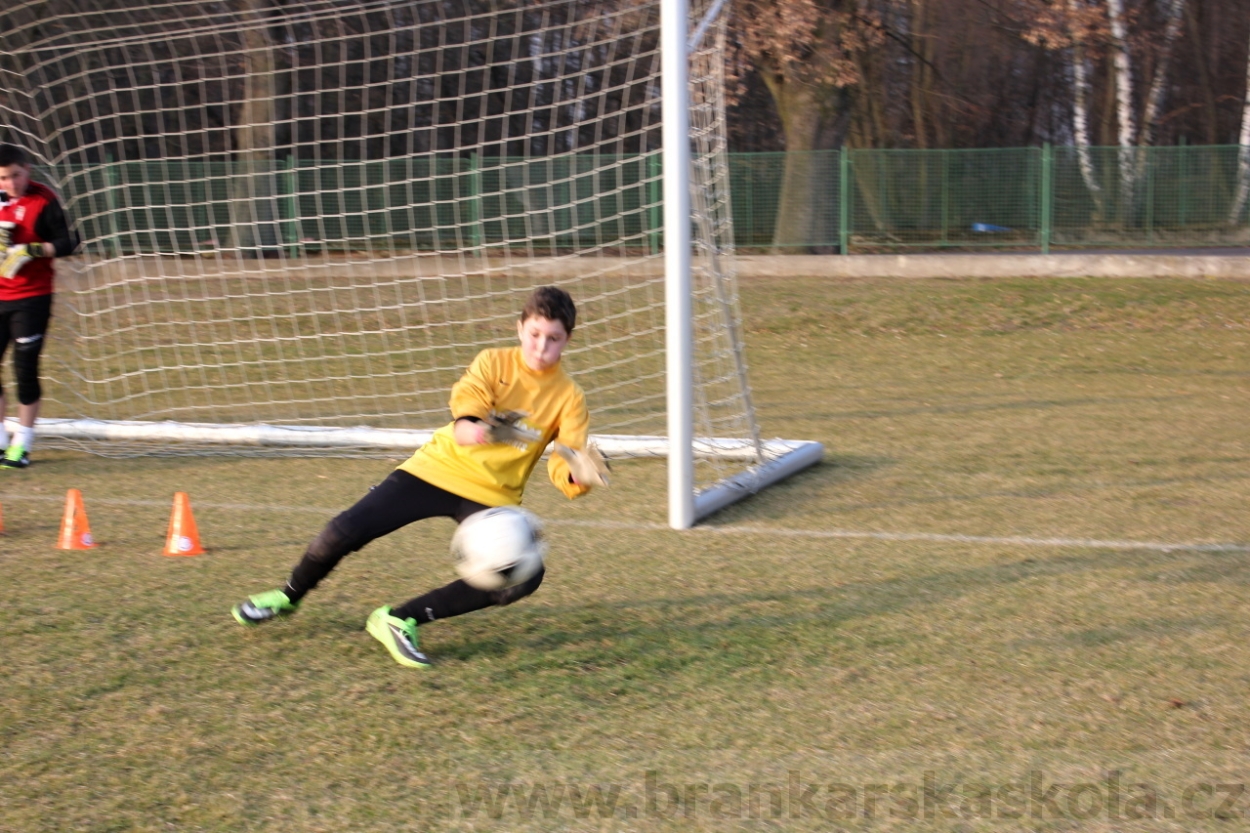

{"left": 546, "top": 391, "right": 599, "bottom": 497}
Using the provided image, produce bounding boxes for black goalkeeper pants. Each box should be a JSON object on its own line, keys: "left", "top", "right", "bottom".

{"left": 285, "top": 469, "right": 544, "bottom": 624}
{"left": 0, "top": 293, "right": 53, "bottom": 406}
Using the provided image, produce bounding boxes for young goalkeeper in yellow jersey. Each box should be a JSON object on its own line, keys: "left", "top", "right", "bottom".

{"left": 232, "top": 286, "right": 599, "bottom": 668}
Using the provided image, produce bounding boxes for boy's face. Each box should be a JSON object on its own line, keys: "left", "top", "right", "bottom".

{"left": 516, "top": 314, "right": 569, "bottom": 372}
{"left": 0, "top": 164, "right": 30, "bottom": 199}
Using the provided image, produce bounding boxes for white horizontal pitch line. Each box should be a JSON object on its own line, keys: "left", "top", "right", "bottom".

{"left": 554, "top": 519, "right": 1250, "bottom": 554}
{"left": 3, "top": 494, "right": 1245, "bottom": 554}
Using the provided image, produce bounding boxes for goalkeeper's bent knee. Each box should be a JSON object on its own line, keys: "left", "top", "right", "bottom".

{"left": 304, "top": 516, "right": 362, "bottom": 564}
{"left": 491, "top": 565, "right": 545, "bottom": 606}
{"left": 13, "top": 333, "right": 44, "bottom": 405}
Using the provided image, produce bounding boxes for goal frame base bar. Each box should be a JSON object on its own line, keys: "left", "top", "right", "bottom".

{"left": 16, "top": 417, "right": 822, "bottom": 525}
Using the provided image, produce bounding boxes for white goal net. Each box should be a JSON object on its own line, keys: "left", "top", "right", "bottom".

{"left": 0, "top": 0, "right": 820, "bottom": 525}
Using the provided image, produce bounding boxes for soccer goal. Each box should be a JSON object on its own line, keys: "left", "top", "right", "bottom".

{"left": 0, "top": 0, "right": 821, "bottom": 528}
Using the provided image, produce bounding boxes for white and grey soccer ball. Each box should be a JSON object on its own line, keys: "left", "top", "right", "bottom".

{"left": 451, "top": 506, "right": 546, "bottom": 591}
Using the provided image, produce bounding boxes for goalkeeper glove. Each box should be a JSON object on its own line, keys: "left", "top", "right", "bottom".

{"left": 553, "top": 442, "right": 611, "bottom": 488}
{"left": 483, "top": 410, "right": 542, "bottom": 445}
{"left": 0, "top": 221, "right": 13, "bottom": 250}
{"left": 0, "top": 242, "right": 49, "bottom": 279}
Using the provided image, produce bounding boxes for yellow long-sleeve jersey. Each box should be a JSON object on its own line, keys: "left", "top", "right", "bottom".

{"left": 398, "top": 346, "right": 592, "bottom": 507}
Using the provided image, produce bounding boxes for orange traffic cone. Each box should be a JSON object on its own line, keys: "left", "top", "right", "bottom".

{"left": 163, "top": 492, "right": 205, "bottom": 556}
{"left": 57, "top": 489, "right": 97, "bottom": 550}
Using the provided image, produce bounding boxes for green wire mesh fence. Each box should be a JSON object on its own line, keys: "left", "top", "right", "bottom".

{"left": 732, "top": 144, "right": 1250, "bottom": 252}
{"left": 49, "top": 144, "right": 1250, "bottom": 257}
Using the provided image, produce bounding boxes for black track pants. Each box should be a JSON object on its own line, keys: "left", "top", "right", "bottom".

{"left": 285, "top": 469, "right": 543, "bottom": 622}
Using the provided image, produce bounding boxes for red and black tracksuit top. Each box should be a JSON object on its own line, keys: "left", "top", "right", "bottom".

{"left": 0, "top": 181, "right": 78, "bottom": 302}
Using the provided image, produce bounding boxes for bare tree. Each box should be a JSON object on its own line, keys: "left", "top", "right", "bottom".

{"left": 1106, "top": 0, "right": 1138, "bottom": 206}
{"left": 1139, "top": 0, "right": 1186, "bottom": 147}
{"left": 1228, "top": 23, "right": 1250, "bottom": 223}
{"left": 730, "top": 0, "right": 882, "bottom": 251}
{"left": 231, "top": 0, "right": 278, "bottom": 252}
{"left": 1068, "top": 2, "right": 1105, "bottom": 214}
{"left": 1020, "top": 0, "right": 1107, "bottom": 211}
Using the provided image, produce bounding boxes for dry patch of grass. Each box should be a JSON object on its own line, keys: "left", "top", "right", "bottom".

{"left": 3, "top": 276, "right": 1249, "bottom": 831}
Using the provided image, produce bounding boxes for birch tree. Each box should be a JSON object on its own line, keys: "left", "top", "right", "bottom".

{"left": 1138, "top": 0, "right": 1185, "bottom": 148}
{"left": 1069, "top": 1, "right": 1106, "bottom": 216}
{"left": 1020, "top": 0, "right": 1195, "bottom": 222}
{"left": 1105, "top": 0, "right": 1137, "bottom": 209}
{"left": 1228, "top": 24, "right": 1250, "bottom": 224}
{"left": 1107, "top": 0, "right": 1191, "bottom": 215}
{"left": 1022, "top": 1, "right": 1106, "bottom": 214}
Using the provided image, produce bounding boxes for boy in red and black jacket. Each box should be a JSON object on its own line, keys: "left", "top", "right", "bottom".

{"left": 0, "top": 144, "right": 79, "bottom": 469}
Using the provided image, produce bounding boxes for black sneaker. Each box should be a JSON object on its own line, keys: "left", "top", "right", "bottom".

{"left": 232, "top": 589, "right": 299, "bottom": 625}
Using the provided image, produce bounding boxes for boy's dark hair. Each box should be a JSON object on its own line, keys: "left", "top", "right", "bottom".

{"left": 521, "top": 286, "right": 577, "bottom": 334}
{"left": 0, "top": 145, "right": 31, "bottom": 168}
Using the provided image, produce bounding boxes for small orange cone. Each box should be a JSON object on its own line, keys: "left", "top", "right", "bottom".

{"left": 57, "top": 489, "right": 97, "bottom": 550}
{"left": 163, "top": 492, "right": 205, "bottom": 556}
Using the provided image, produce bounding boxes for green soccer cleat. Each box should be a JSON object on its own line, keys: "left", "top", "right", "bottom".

{"left": 0, "top": 444, "right": 30, "bottom": 469}
{"left": 232, "top": 588, "right": 299, "bottom": 626}
{"left": 366, "top": 606, "right": 431, "bottom": 668}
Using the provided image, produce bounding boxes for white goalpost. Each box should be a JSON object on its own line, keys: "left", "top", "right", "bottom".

{"left": 0, "top": 0, "right": 821, "bottom": 528}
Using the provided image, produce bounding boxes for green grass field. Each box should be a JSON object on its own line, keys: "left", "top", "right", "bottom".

{"left": 3, "top": 275, "right": 1250, "bottom": 831}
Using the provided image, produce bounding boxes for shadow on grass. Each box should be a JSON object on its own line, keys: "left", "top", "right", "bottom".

{"left": 698, "top": 454, "right": 895, "bottom": 524}
{"left": 1140, "top": 556, "right": 1250, "bottom": 585}
{"left": 711, "top": 453, "right": 1250, "bottom": 517}
{"left": 828, "top": 392, "right": 1186, "bottom": 421}
{"left": 219, "top": 504, "right": 1249, "bottom": 677}
{"left": 757, "top": 453, "right": 897, "bottom": 492}
{"left": 1016, "top": 615, "right": 1226, "bottom": 651}
{"left": 425, "top": 544, "right": 1230, "bottom": 672}
{"left": 795, "top": 468, "right": 1250, "bottom": 515}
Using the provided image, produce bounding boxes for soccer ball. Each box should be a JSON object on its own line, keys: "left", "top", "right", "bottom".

{"left": 450, "top": 506, "right": 546, "bottom": 591}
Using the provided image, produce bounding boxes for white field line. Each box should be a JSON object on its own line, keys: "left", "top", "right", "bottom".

{"left": 561, "top": 520, "right": 1250, "bottom": 554}
{"left": 2, "top": 494, "right": 1247, "bottom": 554}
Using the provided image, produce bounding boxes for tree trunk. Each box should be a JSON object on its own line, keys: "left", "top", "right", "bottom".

{"left": 1184, "top": 0, "right": 1220, "bottom": 145}
{"left": 1227, "top": 25, "right": 1250, "bottom": 224}
{"left": 1135, "top": 0, "right": 1185, "bottom": 193}
{"left": 1068, "top": 0, "right": 1105, "bottom": 220}
{"left": 1106, "top": 0, "right": 1137, "bottom": 214}
{"left": 231, "top": 1, "right": 279, "bottom": 254}
{"left": 909, "top": 0, "right": 930, "bottom": 150}
{"left": 763, "top": 76, "right": 852, "bottom": 253}
{"left": 1139, "top": 0, "right": 1185, "bottom": 146}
